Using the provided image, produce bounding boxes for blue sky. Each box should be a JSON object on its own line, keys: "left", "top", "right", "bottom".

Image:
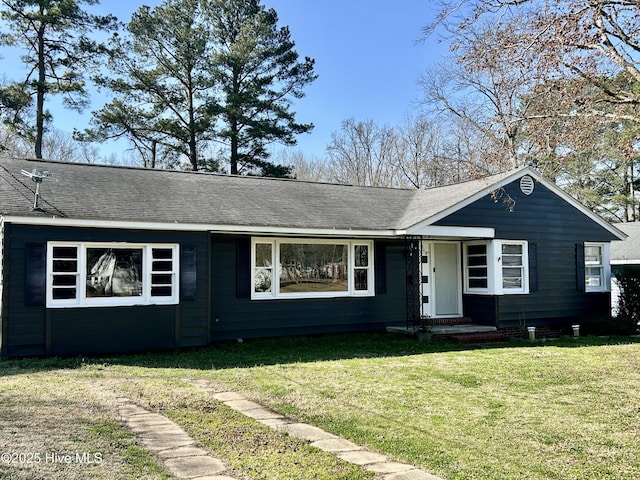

{"left": 1, "top": 1, "right": 447, "bottom": 161}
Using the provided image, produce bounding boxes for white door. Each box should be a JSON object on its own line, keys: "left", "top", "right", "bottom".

{"left": 434, "top": 243, "right": 462, "bottom": 317}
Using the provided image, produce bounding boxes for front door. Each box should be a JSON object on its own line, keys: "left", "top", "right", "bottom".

{"left": 421, "top": 242, "right": 462, "bottom": 318}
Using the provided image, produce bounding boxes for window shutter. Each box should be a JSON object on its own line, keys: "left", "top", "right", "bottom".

{"left": 576, "top": 243, "right": 585, "bottom": 292}
{"left": 25, "top": 243, "right": 46, "bottom": 306}
{"left": 528, "top": 242, "right": 538, "bottom": 293}
{"left": 375, "top": 241, "right": 387, "bottom": 294}
{"left": 236, "top": 238, "right": 251, "bottom": 298}
{"left": 180, "top": 246, "right": 197, "bottom": 300}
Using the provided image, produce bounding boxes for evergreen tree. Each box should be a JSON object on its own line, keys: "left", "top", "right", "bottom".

{"left": 81, "top": 0, "right": 215, "bottom": 170}
{"left": 205, "top": 0, "right": 317, "bottom": 175}
{"left": 0, "top": 0, "right": 118, "bottom": 158}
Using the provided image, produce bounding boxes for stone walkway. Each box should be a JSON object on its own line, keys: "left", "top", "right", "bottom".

{"left": 114, "top": 381, "right": 444, "bottom": 480}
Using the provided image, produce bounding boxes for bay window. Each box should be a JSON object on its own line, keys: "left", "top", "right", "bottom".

{"left": 463, "top": 240, "right": 529, "bottom": 295}
{"left": 251, "top": 238, "right": 374, "bottom": 299}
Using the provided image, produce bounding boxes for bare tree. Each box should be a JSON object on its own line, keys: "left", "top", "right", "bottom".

{"left": 426, "top": 0, "right": 640, "bottom": 122}
{"left": 326, "top": 118, "right": 401, "bottom": 187}
{"left": 420, "top": 13, "right": 546, "bottom": 169}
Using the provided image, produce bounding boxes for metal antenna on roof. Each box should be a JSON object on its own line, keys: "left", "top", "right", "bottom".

{"left": 20, "top": 168, "right": 55, "bottom": 210}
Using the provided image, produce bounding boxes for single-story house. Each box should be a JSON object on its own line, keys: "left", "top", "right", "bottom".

{"left": 610, "top": 222, "right": 640, "bottom": 315}
{"left": 0, "top": 157, "right": 626, "bottom": 357}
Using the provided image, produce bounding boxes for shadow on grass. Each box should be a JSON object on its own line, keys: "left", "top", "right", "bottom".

{"left": 2, "top": 331, "right": 640, "bottom": 375}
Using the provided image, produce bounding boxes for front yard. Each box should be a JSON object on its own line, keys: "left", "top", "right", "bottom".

{"left": 1, "top": 333, "right": 639, "bottom": 479}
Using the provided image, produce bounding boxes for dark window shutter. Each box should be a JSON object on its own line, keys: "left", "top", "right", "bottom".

{"left": 180, "top": 246, "right": 197, "bottom": 300}
{"left": 236, "top": 238, "right": 251, "bottom": 298}
{"left": 576, "top": 243, "right": 585, "bottom": 291}
{"left": 25, "top": 243, "right": 46, "bottom": 306}
{"left": 375, "top": 241, "right": 387, "bottom": 294}
{"left": 528, "top": 242, "right": 538, "bottom": 293}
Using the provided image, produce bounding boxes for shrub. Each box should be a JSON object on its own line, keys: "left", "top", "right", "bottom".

{"left": 613, "top": 267, "right": 640, "bottom": 334}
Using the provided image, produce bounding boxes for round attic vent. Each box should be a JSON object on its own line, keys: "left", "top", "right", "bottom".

{"left": 520, "top": 175, "right": 535, "bottom": 195}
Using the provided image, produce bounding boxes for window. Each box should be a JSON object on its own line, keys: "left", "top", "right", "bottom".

{"left": 463, "top": 240, "right": 529, "bottom": 295}
{"left": 584, "top": 242, "right": 610, "bottom": 292}
{"left": 500, "top": 241, "right": 528, "bottom": 294}
{"left": 251, "top": 238, "right": 374, "bottom": 299}
{"left": 465, "top": 243, "right": 488, "bottom": 291}
{"left": 47, "top": 242, "right": 179, "bottom": 307}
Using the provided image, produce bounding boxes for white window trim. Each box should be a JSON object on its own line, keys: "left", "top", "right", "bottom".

{"left": 495, "top": 240, "right": 529, "bottom": 295}
{"left": 584, "top": 242, "right": 611, "bottom": 293}
{"left": 46, "top": 242, "right": 179, "bottom": 308}
{"left": 463, "top": 241, "right": 492, "bottom": 294}
{"left": 251, "top": 238, "right": 375, "bottom": 300}
{"left": 463, "top": 240, "right": 529, "bottom": 295}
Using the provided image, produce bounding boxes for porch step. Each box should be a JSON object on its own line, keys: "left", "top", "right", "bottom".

{"left": 450, "top": 331, "right": 508, "bottom": 344}
{"left": 425, "top": 317, "right": 472, "bottom": 326}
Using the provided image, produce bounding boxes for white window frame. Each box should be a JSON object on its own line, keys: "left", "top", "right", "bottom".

{"left": 463, "top": 240, "right": 529, "bottom": 295}
{"left": 46, "top": 242, "right": 179, "bottom": 308}
{"left": 584, "top": 242, "right": 611, "bottom": 293}
{"left": 495, "top": 240, "right": 529, "bottom": 295}
{"left": 251, "top": 238, "right": 375, "bottom": 300}
{"left": 463, "top": 241, "right": 492, "bottom": 294}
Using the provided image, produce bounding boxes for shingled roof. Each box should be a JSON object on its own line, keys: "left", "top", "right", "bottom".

{"left": 611, "top": 222, "right": 640, "bottom": 264}
{"left": 0, "top": 157, "right": 546, "bottom": 235}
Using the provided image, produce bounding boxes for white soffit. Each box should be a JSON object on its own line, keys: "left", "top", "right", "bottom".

{"left": 406, "top": 225, "right": 495, "bottom": 238}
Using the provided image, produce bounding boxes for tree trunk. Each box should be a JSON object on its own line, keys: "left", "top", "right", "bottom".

{"left": 35, "top": 18, "right": 46, "bottom": 159}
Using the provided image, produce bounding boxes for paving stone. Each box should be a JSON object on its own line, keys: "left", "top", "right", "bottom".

{"left": 213, "top": 391, "right": 247, "bottom": 402}
{"left": 156, "top": 445, "right": 211, "bottom": 459}
{"left": 164, "top": 455, "right": 226, "bottom": 478}
{"left": 336, "top": 450, "right": 388, "bottom": 465}
{"left": 385, "top": 469, "right": 444, "bottom": 480}
{"left": 126, "top": 415, "right": 179, "bottom": 432}
{"left": 365, "top": 461, "right": 415, "bottom": 474}
{"left": 139, "top": 432, "right": 194, "bottom": 451}
{"left": 223, "top": 399, "right": 264, "bottom": 412}
{"left": 276, "top": 423, "right": 339, "bottom": 442}
{"left": 118, "top": 404, "right": 150, "bottom": 416}
{"left": 238, "top": 406, "right": 286, "bottom": 421}
{"left": 257, "top": 417, "right": 292, "bottom": 427}
{"left": 311, "top": 437, "right": 362, "bottom": 453}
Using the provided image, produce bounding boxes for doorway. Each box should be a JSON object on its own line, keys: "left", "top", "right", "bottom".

{"left": 420, "top": 242, "right": 462, "bottom": 318}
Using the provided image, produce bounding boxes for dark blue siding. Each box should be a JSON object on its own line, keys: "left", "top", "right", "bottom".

{"left": 437, "top": 178, "right": 617, "bottom": 328}
{"left": 210, "top": 236, "right": 407, "bottom": 340}
{"left": 2, "top": 224, "right": 210, "bottom": 357}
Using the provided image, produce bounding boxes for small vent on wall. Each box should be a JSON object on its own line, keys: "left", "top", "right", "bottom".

{"left": 520, "top": 175, "right": 535, "bottom": 195}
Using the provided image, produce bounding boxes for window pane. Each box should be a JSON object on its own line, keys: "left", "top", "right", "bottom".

{"left": 52, "top": 287, "right": 77, "bottom": 300}
{"left": 53, "top": 260, "right": 77, "bottom": 273}
{"left": 279, "top": 243, "right": 348, "bottom": 293}
{"left": 468, "top": 255, "right": 486, "bottom": 267}
{"left": 469, "top": 278, "right": 488, "bottom": 288}
{"left": 503, "top": 276, "right": 522, "bottom": 288}
{"left": 152, "top": 248, "right": 173, "bottom": 259}
{"left": 354, "top": 269, "right": 368, "bottom": 291}
{"left": 502, "top": 255, "right": 522, "bottom": 267}
{"left": 502, "top": 244, "right": 522, "bottom": 255}
{"left": 53, "top": 275, "right": 77, "bottom": 286}
{"left": 585, "top": 245, "right": 603, "bottom": 267}
{"left": 469, "top": 267, "right": 487, "bottom": 278}
{"left": 255, "top": 243, "right": 272, "bottom": 267}
{"left": 53, "top": 246, "right": 77, "bottom": 259}
{"left": 355, "top": 245, "right": 369, "bottom": 267}
{"left": 151, "top": 286, "right": 172, "bottom": 296}
{"left": 255, "top": 267, "right": 272, "bottom": 292}
{"left": 152, "top": 274, "right": 173, "bottom": 285}
{"left": 152, "top": 260, "right": 173, "bottom": 272}
{"left": 467, "top": 244, "right": 486, "bottom": 256}
{"left": 86, "top": 248, "right": 143, "bottom": 297}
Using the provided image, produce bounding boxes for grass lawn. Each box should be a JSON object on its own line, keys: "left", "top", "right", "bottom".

{"left": 1, "top": 333, "right": 639, "bottom": 479}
